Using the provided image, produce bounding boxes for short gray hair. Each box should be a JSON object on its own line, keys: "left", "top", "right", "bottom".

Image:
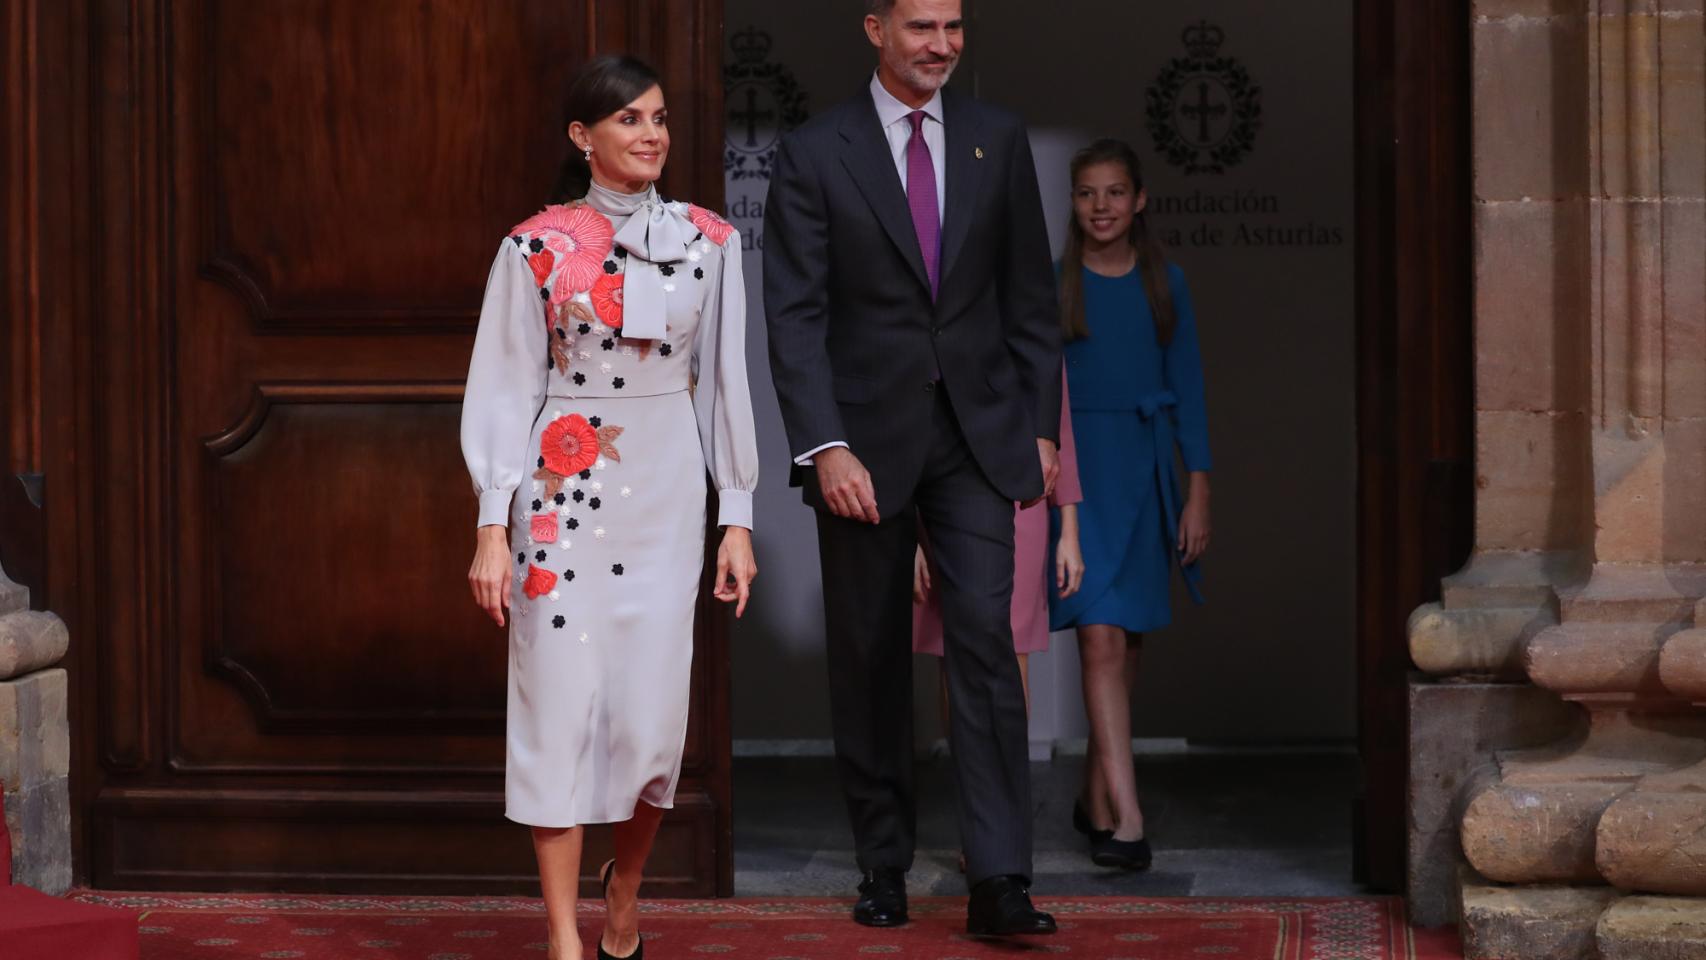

{"left": 867, "top": 0, "right": 896, "bottom": 17}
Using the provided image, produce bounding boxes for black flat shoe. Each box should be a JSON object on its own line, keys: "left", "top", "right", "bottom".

{"left": 966, "top": 874, "right": 1056, "bottom": 937}
{"left": 598, "top": 859, "right": 642, "bottom": 960}
{"left": 1091, "top": 834, "right": 1153, "bottom": 871}
{"left": 853, "top": 867, "right": 908, "bottom": 927}
{"left": 1072, "top": 798, "right": 1114, "bottom": 842}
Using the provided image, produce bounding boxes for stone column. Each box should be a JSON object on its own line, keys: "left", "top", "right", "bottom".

{"left": 1407, "top": 1, "right": 1706, "bottom": 956}
{"left": 0, "top": 563, "right": 70, "bottom": 893}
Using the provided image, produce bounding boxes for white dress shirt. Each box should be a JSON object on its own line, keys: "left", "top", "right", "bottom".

{"left": 794, "top": 75, "right": 947, "bottom": 466}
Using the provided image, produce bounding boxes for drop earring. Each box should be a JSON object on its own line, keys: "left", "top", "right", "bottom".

{"left": 584, "top": 145, "right": 593, "bottom": 163}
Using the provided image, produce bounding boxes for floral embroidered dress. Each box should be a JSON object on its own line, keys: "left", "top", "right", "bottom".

{"left": 461, "top": 182, "right": 756, "bottom": 828}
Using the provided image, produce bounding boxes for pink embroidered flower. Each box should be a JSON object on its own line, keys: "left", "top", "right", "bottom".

{"left": 526, "top": 249, "right": 555, "bottom": 287}
{"left": 590, "top": 273, "right": 625, "bottom": 330}
{"left": 513, "top": 204, "right": 614, "bottom": 298}
{"left": 523, "top": 564, "right": 557, "bottom": 600}
{"left": 687, "top": 204, "right": 735, "bottom": 246}
{"left": 540, "top": 414, "right": 600, "bottom": 476}
{"left": 530, "top": 513, "right": 558, "bottom": 544}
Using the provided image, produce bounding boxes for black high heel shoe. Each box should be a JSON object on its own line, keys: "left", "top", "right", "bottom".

{"left": 598, "top": 859, "right": 643, "bottom": 960}
{"left": 1072, "top": 798, "right": 1114, "bottom": 843}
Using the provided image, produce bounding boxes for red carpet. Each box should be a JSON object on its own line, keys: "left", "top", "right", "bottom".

{"left": 71, "top": 891, "right": 1463, "bottom": 959}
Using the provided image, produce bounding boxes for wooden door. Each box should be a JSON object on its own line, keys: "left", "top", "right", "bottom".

{"left": 6, "top": 0, "right": 731, "bottom": 895}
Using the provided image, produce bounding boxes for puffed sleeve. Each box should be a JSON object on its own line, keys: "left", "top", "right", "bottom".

{"left": 692, "top": 230, "right": 760, "bottom": 529}
{"left": 460, "top": 240, "right": 549, "bottom": 528}
{"left": 1164, "top": 265, "right": 1212, "bottom": 473}
{"left": 1048, "top": 365, "right": 1083, "bottom": 507}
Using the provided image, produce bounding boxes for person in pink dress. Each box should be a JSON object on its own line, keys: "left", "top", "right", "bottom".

{"left": 913, "top": 371, "right": 1085, "bottom": 718}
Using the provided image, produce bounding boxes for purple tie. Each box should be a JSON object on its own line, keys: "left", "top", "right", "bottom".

{"left": 905, "top": 110, "right": 941, "bottom": 300}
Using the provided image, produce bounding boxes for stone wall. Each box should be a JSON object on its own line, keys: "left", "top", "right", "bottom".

{"left": 0, "top": 564, "right": 71, "bottom": 893}
{"left": 1408, "top": 0, "right": 1706, "bottom": 955}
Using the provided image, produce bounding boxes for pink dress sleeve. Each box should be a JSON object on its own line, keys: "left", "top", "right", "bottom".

{"left": 1048, "top": 365, "right": 1082, "bottom": 507}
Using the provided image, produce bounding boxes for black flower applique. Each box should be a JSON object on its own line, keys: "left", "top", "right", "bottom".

{"left": 562, "top": 568, "right": 576, "bottom": 582}
{"left": 553, "top": 492, "right": 567, "bottom": 506}
{"left": 694, "top": 267, "right": 704, "bottom": 280}
{"left": 611, "top": 563, "right": 624, "bottom": 576}
{"left": 552, "top": 615, "right": 566, "bottom": 629}
{"left": 566, "top": 517, "right": 580, "bottom": 530}
{"left": 658, "top": 343, "right": 673, "bottom": 357}
{"left": 534, "top": 549, "right": 547, "bottom": 563}
{"left": 578, "top": 323, "right": 592, "bottom": 335}
{"left": 573, "top": 490, "right": 586, "bottom": 503}
{"left": 589, "top": 417, "right": 602, "bottom": 427}
{"left": 511, "top": 235, "right": 523, "bottom": 246}
{"left": 573, "top": 372, "right": 586, "bottom": 386}
{"left": 539, "top": 288, "right": 550, "bottom": 301}
{"left": 603, "top": 260, "right": 619, "bottom": 274}
{"left": 538, "top": 455, "right": 546, "bottom": 468}
{"left": 612, "top": 377, "right": 625, "bottom": 390}
{"left": 516, "top": 552, "right": 526, "bottom": 564}
{"left": 579, "top": 469, "right": 592, "bottom": 480}
{"left": 615, "top": 247, "right": 628, "bottom": 259}
{"left": 531, "top": 499, "right": 543, "bottom": 511}
{"left": 528, "top": 238, "right": 544, "bottom": 253}
{"left": 589, "top": 497, "right": 603, "bottom": 510}
{"left": 602, "top": 338, "right": 615, "bottom": 351}
{"left": 660, "top": 264, "right": 675, "bottom": 277}
{"left": 555, "top": 327, "right": 567, "bottom": 340}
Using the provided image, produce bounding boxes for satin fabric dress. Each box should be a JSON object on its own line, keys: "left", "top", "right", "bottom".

{"left": 461, "top": 183, "right": 757, "bottom": 827}
{"left": 1049, "top": 262, "right": 1209, "bottom": 634}
{"left": 912, "top": 372, "right": 1082, "bottom": 655}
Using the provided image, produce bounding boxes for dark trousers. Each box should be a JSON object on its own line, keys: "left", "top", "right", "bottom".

{"left": 815, "top": 388, "right": 1033, "bottom": 886}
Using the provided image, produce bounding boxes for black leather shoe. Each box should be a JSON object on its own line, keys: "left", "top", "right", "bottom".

{"left": 1091, "top": 834, "right": 1154, "bottom": 871}
{"left": 853, "top": 868, "right": 908, "bottom": 927}
{"left": 1072, "top": 798, "right": 1114, "bottom": 842}
{"left": 966, "top": 874, "right": 1056, "bottom": 936}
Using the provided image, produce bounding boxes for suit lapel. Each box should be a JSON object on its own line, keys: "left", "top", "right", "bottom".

{"left": 837, "top": 97, "right": 932, "bottom": 296}
{"left": 938, "top": 91, "right": 983, "bottom": 293}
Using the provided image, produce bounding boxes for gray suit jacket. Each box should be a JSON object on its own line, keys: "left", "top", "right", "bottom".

{"left": 763, "top": 86, "right": 1062, "bottom": 519}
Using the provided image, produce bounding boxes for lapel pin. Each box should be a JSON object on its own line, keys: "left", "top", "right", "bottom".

{"left": 975, "top": 147, "right": 984, "bottom": 159}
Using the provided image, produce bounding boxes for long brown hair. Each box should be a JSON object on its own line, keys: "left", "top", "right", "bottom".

{"left": 549, "top": 55, "right": 662, "bottom": 202}
{"left": 1058, "top": 138, "right": 1176, "bottom": 345}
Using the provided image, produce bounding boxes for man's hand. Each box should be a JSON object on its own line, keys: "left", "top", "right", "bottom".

{"left": 816, "top": 446, "right": 879, "bottom": 523}
{"left": 1022, "top": 438, "right": 1060, "bottom": 508}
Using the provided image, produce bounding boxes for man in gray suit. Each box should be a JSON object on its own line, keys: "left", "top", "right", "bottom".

{"left": 763, "top": 0, "right": 1062, "bottom": 938}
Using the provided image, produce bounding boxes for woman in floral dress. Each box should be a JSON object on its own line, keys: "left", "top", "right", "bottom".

{"left": 461, "top": 55, "right": 758, "bottom": 960}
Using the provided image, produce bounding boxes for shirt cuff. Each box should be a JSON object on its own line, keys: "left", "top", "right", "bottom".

{"left": 717, "top": 488, "right": 754, "bottom": 530}
{"left": 794, "top": 440, "right": 848, "bottom": 466}
{"left": 477, "top": 488, "right": 515, "bottom": 529}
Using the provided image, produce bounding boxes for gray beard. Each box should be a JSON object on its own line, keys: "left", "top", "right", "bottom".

{"left": 897, "top": 58, "right": 957, "bottom": 93}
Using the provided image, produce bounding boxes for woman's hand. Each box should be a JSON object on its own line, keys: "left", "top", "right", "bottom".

{"left": 1056, "top": 503, "right": 1085, "bottom": 597}
{"left": 1178, "top": 472, "right": 1211, "bottom": 565}
{"left": 912, "top": 544, "right": 932, "bottom": 604}
{"left": 713, "top": 526, "right": 758, "bottom": 618}
{"left": 468, "top": 525, "right": 513, "bottom": 627}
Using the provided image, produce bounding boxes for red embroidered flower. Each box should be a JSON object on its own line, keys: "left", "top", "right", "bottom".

{"left": 540, "top": 414, "right": 600, "bottom": 476}
{"left": 687, "top": 204, "right": 735, "bottom": 246}
{"left": 590, "top": 273, "right": 625, "bottom": 329}
{"left": 523, "top": 564, "right": 557, "bottom": 600}
{"left": 530, "top": 513, "right": 558, "bottom": 544}
{"left": 513, "top": 204, "right": 614, "bottom": 299}
{"left": 527, "top": 249, "right": 555, "bottom": 287}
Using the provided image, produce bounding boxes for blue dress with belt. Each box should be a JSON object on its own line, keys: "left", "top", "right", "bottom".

{"left": 1049, "top": 262, "right": 1210, "bottom": 634}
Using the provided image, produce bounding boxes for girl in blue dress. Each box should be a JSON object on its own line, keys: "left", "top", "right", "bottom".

{"left": 1048, "top": 139, "right": 1212, "bottom": 871}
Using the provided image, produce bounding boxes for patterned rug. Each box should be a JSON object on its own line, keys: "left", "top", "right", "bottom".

{"left": 72, "top": 892, "right": 1464, "bottom": 959}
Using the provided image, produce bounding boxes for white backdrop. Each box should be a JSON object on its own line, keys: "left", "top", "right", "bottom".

{"left": 719, "top": 0, "right": 1355, "bottom": 751}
